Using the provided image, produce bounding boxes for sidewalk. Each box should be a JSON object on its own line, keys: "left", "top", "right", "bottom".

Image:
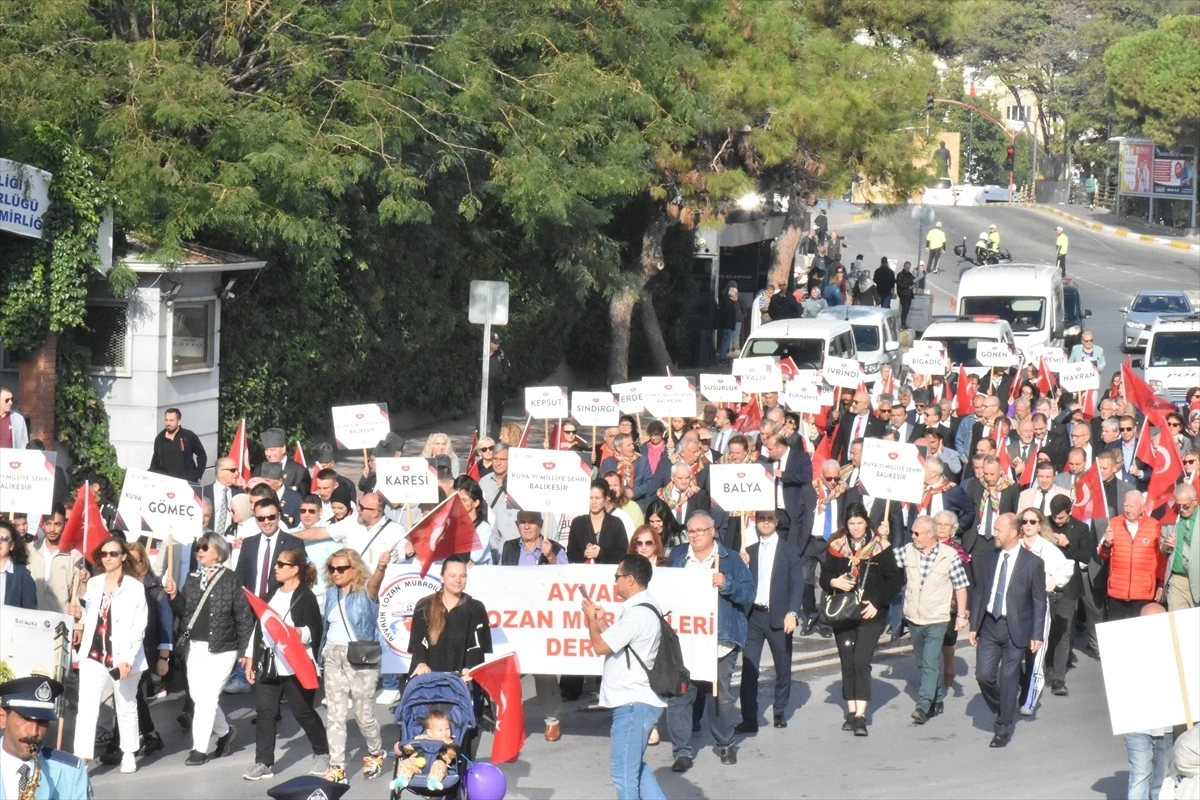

{"left": 1023, "top": 202, "right": 1200, "bottom": 252}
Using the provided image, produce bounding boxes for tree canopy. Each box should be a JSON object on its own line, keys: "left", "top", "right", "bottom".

{"left": 1105, "top": 14, "right": 1200, "bottom": 148}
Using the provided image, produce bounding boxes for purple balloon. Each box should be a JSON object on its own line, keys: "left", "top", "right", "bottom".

{"left": 465, "top": 762, "right": 507, "bottom": 800}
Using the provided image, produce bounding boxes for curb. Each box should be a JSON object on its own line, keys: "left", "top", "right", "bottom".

{"left": 1023, "top": 203, "right": 1200, "bottom": 253}
{"left": 850, "top": 212, "right": 870, "bottom": 223}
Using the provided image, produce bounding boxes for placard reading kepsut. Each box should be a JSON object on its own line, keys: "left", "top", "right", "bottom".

{"left": 570, "top": 391, "right": 619, "bottom": 427}
{"left": 858, "top": 438, "right": 924, "bottom": 503}
{"left": 822, "top": 356, "right": 865, "bottom": 389}
{"left": 709, "top": 463, "right": 776, "bottom": 512}
{"left": 374, "top": 457, "right": 439, "bottom": 505}
{"left": 1058, "top": 361, "right": 1100, "bottom": 392}
{"left": 506, "top": 447, "right": 591, "bottom": 516}
{"left": 699, "top": 374, "right": 743, "bottom": 404}
{"left": 332, "top": 403, "right": 391, "bottom": 449}
{"left": 612, "top": 381, "right": 644, "bottom": 414}
{"left": 640, "top": 377, "right": 697, "bottom": 419}
{"left": 0, "top": 448, "right": 56, "bottom": 518}
{"left": 525, "top": 386, "right": 568, "bottom": 420}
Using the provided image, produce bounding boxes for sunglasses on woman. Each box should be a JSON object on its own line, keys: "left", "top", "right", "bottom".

{"left": 275, "top": 560, "right": 297, "bottom": 569}
{"left": 1021, "top": 518, "right": 1040, "bottom": 526}
{"left": 634, "top": 540, "right": 655, "bottom": 548}
{"left": 330, "top": 564, "right": 352, "bottom": 574}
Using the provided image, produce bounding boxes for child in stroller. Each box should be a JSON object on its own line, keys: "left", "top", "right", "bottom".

{"left": 390, "top": 673, "right": 477, "bottom": 799}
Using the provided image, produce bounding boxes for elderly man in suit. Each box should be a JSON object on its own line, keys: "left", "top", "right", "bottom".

{"left": 735, "top": 511, "right": 804, "bottom": 732}
{"left": 763, "top": 433, "right": 813, "bottom": 542}
{"left": 969, "top": 512, "right": 1048, "bottom": 747}
{"left": 962, "top": 456, "right": 1022, "bottom": 586}
{"left": 1068, "top": 333, "right": 1106, "bottom": 372}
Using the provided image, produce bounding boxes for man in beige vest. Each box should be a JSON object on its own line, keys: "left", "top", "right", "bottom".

{"left": 892, "top": 515, "right": 970, "bottom": 724}
{"left": 25, "top": 505, "right": 82, "bottom": 614}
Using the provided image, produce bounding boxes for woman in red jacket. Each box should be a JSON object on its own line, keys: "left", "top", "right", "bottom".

{"left": 1098, "top": 491, "right": 1165, "bottom": 621}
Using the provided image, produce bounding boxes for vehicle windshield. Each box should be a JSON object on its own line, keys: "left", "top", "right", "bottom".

{"left": 961, "top": 297, "right": 1046, "bottom": 333}
{"left": 922, "top": 336, "right": 998, "bottom": 367}
{"left": 1132, "top": 294, "right": 1191, "bottom": 314}
{"left": 1147, "top": 332, "right": 1200, "bottom": 367}
{"left": 851, "top": 324, "right": 881, "bottom": 352}
{"left": 745, "top": 338, "right": 825, "bottom": 368}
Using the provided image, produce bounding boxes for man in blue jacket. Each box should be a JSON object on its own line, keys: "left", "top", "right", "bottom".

{"left": 664, "top": 512, "right": 755, "bottom": 773}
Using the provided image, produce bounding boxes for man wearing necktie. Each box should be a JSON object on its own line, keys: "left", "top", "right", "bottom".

{"left": 969, "top": 513, "right": 1047, "bottom": 747}
{"left": 1018, "top": 463, "right": 1069, "bottom": 516}
{"left": 204, "top": 457, "right": 245, "bottom": 536}
{"left": 962, "top": 457, "right": 1020, "bottom": 587}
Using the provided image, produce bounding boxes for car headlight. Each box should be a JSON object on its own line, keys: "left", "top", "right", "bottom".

{"left": 862, "top": 361, "right": 881, "bottom": 373}
{"left": 1064, "top": 325, "right": 1081, "bottom": 336}
{"left": 1127, "top": 321, "right": 1147, "bottom": 330}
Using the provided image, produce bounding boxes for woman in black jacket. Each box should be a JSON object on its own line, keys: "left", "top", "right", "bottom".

{"left": 241, "top": 549, "right": 328, "bottom": 781}
{"left": 164, "top": 531, "right": 254, "bottom": 766}
{"left": 567, "top": 481, "right": 629, "bottom": 564}
{"left": 0, "top": 520, "right": 36, "bottom": 609}
{"left": 819, "top": 502, "right": 903, "bottom": 737}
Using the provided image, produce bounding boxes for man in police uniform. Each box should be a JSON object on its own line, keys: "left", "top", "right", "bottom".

{"left": 0, "top": 677, "right": 92, "bottom": 799}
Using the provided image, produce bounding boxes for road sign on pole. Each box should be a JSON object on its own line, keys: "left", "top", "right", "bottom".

{"left": 470, "top": 280, "right": 510, "bottom": 438}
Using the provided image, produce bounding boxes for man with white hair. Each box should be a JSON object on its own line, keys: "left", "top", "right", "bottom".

{"left": 656, "top": 461, "right": 709, "bottom": 524}
{"left": 1098, "top": 491, "right": 1164, "bottom": 621}
{"left": 1162, "top": 483, "right": 1199, "bottom": 611}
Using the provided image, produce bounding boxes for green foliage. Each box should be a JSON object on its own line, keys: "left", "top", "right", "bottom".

{"left": 55, "top": 338, "right": 124, "bottom": 489}
{"left": 1105, "top": 15, "right": 1200, "bottom": 147}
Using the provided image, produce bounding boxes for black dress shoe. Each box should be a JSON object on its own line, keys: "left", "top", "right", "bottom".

{"left": 852, "top": 716, "right": 868, "bottom": 737}
{"left": 136, "top": 731, "right": 164, "bottom": 757}
{"left": 842, "top": 712, "right": 855, "bottom": 732}
{"left": 817, "top": 624, "right": 833, "bottom": 639}
{"left": 733, "top": 721, "right": 758, "bottom": 734}
{"left": 98, "top": 743, "right": 122, "bottom": 766}
{"left": 911, "top": 707, "right": 928, "bottom": 725}
{"left": 719, "top": 746, "right": 738, "bottom": 765}
{"left": 773, "top": 716, "right": 787, "bottom": 729}
{"left": 671, "top": 756, "right": 693, "bottom": 773}
{"left": 801, "top": 618, "right": 816, "bottom": 636}
{"left": 990, "top": 733, "right": 1011, "bottom": 748}
{"left": 1051, "top": 681, "right": 1069, "bottom": 697}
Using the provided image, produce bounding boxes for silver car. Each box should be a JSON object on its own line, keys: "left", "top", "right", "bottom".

{"left": 1121, "top": 290, "right": 1193, "bottom": 353}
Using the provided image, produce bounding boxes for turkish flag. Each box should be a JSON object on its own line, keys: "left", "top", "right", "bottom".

{"left": 1144, "top": 429, "right": 1184, "bottom": 511}
{"left": 1018, "top": 442, "right": 1040, "bottom": 487}
{"left": 464, "top": 430, "right": 480, "bottom": 479}
{"left": 1035, "top": 357, "right": 1056, "bottom": 395}
{"left": 227, "top": 418, "right": 252, "bottom": 484}
{"left": 995, "top": 427, "right": 1013, "bottom": 479}
{"left": 1134, "top": 416, "right": 1156, "bottom": 468}
{"left": 59, "top": 482, "right": 108, "bottom": 565}
{"left": 778, "top": 357, "right": 800, "bottom": 382}
{"left": 955, "top": 365, "right": 975, "bottom": 418}
{"left": 405, "top": 495, "right": 480, "bottom": 577}
{"left": 1007, "top": 367, "right": 1024, "bottom": 412}
{"left": 813, "top": 432, "right": 832, "bottom": 466}
{"left": 1122, "top": 358, "right": 1175, "bottom": 420}
{"left": 468, "top": 653, "right": 526, "bottom": 764}
{"left": 293, "top": 443, "right": 317, "bottom": 492}
{"left": 242, "top": 589, "right": 320, "bottom": 690}
{"left": 517, "top": 416, "right": 533, "bottom": 448}
{"left": 1071, "top": 461, "right": 1108, "bottom": 523}
{"left": 734, "top": 396, "right": 762, "bottom": 434}
{"left": 879, "top": 372, "right": 896, "bottom": 398}
{"left": 1080, "top": 389, "right": 1097, "bottom": 421}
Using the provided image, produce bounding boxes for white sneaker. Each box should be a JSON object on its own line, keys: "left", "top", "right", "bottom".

{"left": 120, "top": 754, "right": 137, "bottom": 774}
{"left": 375, "top": 689, "right": 400, "bottom": 705}
{"left": 223, "top": 677, "right": 251, "bottom": 695}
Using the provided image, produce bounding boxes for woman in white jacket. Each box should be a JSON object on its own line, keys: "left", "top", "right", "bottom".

{"left": 70, "top": 535, "right": 148, "bottom": 772}
{"left": 1014, "top": 508, "right": 1074, "bottom": 719}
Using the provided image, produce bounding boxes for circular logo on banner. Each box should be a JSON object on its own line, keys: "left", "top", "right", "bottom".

{"left": 377, "top": 572, "right": 443, "bottom": 658}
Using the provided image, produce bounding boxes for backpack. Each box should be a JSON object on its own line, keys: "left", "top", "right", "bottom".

{"left": 623, "top": 604, "right": 690, "bottom": 698}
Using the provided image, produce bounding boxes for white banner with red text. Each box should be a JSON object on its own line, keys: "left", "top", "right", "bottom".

{"left": 0, "top": 448, "right": 56, "bottom": 518}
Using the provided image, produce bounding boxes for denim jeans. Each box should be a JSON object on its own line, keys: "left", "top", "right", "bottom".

{"left": 1124, "top": 731, "right": 1172, "bottom": 800}
{"left": 610, "top": 703, "right": 667, "bottom": 800}
{"left": 880, "top": 293, "right": 893, "bottom": 309}
{"left": 381, "top": 672, "right": 400, "bottom": 691}
{"left": 909, "top": 621, "right": 948, "bottom": 709}
{"left": 719, "top": 329, "right": 735, "bottom": 359}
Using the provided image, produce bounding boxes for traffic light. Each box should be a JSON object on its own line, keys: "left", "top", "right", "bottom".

{"left": 926, "top": 92, "right": 935, "bottom": 112}
{"left": 1004, "top": 145, "right": 1015, "bottom": 171}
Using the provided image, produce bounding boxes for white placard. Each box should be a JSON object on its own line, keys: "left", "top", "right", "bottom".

{"left": 506, "top": 447, "right": 591, "bottom": 515}
{"left": 0, "top": 448, "right": 56, "bottom": 518}
{"left": 737, "top": 360, "right": 783, "bottom": 395}
{"left": 448, "top": 565, "right": 718, "bottom": 681}
{"left": 0, "top": 607, "right": 74, "bottom": 684}
{"left": 640, "top": 377, "right": 697, "bottom": 419}
{"left": 976, "top": 342, "right": 1018, "bottom": 367}
{"left": 612, "top": 381, "right": 643, "bottom": 414}
{"left": 1031, "top": 346, "right": 1067, "bottom": 371}
{"left": 525, "top": 386, "right": 569, "bottom": 420}
{"left": 0, "top": 158, "right": 53, "bottom": 240}
{"left": 902, "top": 349, "right": 948, "bottom": 374}
{"left": 821, "top": 356, "right": 865, "bottom": 389}
{"left": 374, "top": 457, "right": 438, "bottom": 505}
{"left": 331, "top": 402, "right": 391, "bottom": 449}
{"left": 731, "top": 356, "right": 776, "bottom": 376}
{"left": 784, "top": 379, "right": 824, "bottom": 414}
{"left": 911, "top": 339, "right": 947, "bottom": 355}
{"left": 699, "top": 374, "right": 743, "bottom": 404}
{"left": 709, "top": 463, "right": 776, "bottom": 512}
{"left": 858, "top": 438, "right": 924, "bottom": 503}
{"left": 571, "top": 391, "right": 620, "bottom": 427}
{"left": 117, "top": 469, "right": 204, "bottom": 542}
{"left": 1057, "top": 361, "right": 1101, "bottom": 392}
{"left": 1097, "top": 608, "right": 1200, "bottom": 735}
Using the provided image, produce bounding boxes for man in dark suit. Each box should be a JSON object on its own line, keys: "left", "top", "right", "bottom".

{"left": 961, "top": 456, "right": 1021, "bottom": 586}
{"left": 1031, "top": 413, "right": 1068, "bottom": 472}
{"left": 980, "top": 367, "right": 1014, "bottom": 407}
{"left": 763, "top": 434, "right": 813, "bottom": 541}
{"left": 884, "top": 404, "right": 918, "bottom": 444}
{"left": 736, "top": 511, "right": 804, "bottom": 732}
{"left": 258, "top": 461, "right": 303, "bottom": 529}
{"left": 1046, "top": 496, "right": 1095, "bottom": 695}
{"left": 203, "top": 456, "right": 245, "bottom": 536}
{"left": 832, "top": 391, "right": 884, "bottom": 464}
{"left": 253, "top": 427, "right": 310, "bottom": 496}
{"left": 236, "top": 497, "right": 304, "bottom": 599}
{"left": 969, "top": 512, "right": 1048, "bottom": 747}
{"left": 655, "top": 462, "right": 710, "bottom": 525}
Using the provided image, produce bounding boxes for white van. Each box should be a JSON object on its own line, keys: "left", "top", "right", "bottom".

{"left": 956, "top": 264, "right": 1064, "bottom": 358}
{"left": 740, "top": 317, "right": 858, "bottom": 374}
{"left": 1139, "top": 313, "right": 1200, "bottom": 404}
{"left": 817, "top": 305, "right": 902, "bottom": 381}
{"left": 920, "top": 316, "right": 1018, "bottom": 378}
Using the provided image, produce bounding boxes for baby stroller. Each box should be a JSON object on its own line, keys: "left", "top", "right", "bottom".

{"left": 391, "top": 672, "right": 477, "bottom": 799}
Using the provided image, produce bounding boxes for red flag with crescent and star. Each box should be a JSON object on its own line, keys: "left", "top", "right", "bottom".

{"left": 242, "top": 589, "right": 320, "bottom": 690}
{"left": 59, "top": 482, "right": 108, "bottom": 565}
{"left": 405, "top": 494, "right": 480, "bottom": 577}
{"left": 468, "top": 653, "right": 526, "bottom": 764}
{"left": 1071, "top": 461, "right": 1108, "bottom": 524}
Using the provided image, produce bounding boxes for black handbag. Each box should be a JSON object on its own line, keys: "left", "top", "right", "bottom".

{"left": 820, "top": 559, "right": 871, "bottom": 625}
{"left": 338, "top": 592, "right": 382, "bottom": 667}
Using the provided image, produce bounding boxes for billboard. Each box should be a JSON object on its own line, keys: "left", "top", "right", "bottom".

{"left": 1121, "top": 141, "right": 1196, "bottom": 198}
{"left": 1120, "top": 142, "right": 1154, "bottom": 195}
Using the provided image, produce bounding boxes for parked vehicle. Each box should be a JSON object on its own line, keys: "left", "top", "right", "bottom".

{"left": 1120, "top": 290, "right": 1194, "bottom": 353}
{"left": 956, "top": 264, "right": 1064, "bottom": 358}
{"left": 817, "top": 305, "right": 902, "bottom": 385}
{"left": 740, "top": 317, "right": 858, "bottom": 371}
{"left": 919, "top": 316, "right": 1019, "bottom": 378}
{"left": 1136, "top": 313, "right": 1200, "bottom": 404}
